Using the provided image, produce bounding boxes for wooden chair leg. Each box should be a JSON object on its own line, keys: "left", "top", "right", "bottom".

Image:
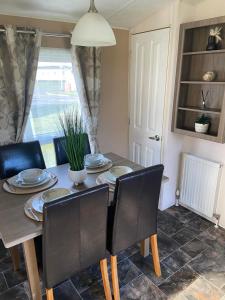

{"left": 46, "top": 288, "right": 54, "bottom": 300}
{"left": 111, "top": 255, "right": 120, "bottom": 300}
{"left": 100, "top": 258, "right": 112, "bottom": 300}
{"left": 150, "top": 234, "right": 161, "bottom": 277}
{"left": 9, "top": 246, "right": 20, "bottom": 272}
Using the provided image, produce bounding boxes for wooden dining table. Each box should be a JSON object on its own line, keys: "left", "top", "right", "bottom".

{"left": 0, "top": 152, "right": 168, "bottom": 300}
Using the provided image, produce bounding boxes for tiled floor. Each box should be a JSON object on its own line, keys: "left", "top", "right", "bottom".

{"left": 0, "top": 205, "right": 225, "bottom": 299}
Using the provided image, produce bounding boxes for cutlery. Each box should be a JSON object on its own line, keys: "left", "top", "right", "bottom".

{"left": 5, "top": 180, "right": 16, "bottom": 191}
{"left": 27, "top": 207, "right": 40, "bottom": 222}
{"left": 50, "top": 173, "right": 57, "bottom": 180}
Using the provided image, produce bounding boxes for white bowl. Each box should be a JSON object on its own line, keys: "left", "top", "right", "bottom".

{"left": 85, "top": 154, "right": 104, "bottom": 166}
{"left": 19, "top": 168, "right": 46, "bottom": 184}
{"left": 41, "top": 188, "right": 72, "bottom": 202}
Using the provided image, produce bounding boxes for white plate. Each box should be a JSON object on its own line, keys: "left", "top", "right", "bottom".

{"left": 32, "top": 197, "right": 45, "bottom": 213}
{"left": 96, "top": 173, "right": 115, "bottom": 192}
{"left": 32, "top": 188, "right": 72, "bottom": 213}
{"left": 41, "top": 188, "right": 72, "bottom": 202}
{"left": 107, "top": 166, "right": 133, "bottom": 183}
{"left": 86, "top": 161, "right": 113, "bottom": 174}
{"left": 8, "top": 172, "right": 51, "bottom": 188}
{"left": 97, "top": 171, "right": 116, "bottom": 185}
{"left": 104, "top": 171, "right": 117, "bottom": 184}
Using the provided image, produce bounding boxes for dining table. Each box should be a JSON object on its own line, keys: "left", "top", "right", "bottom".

{"left": 0, "top": 152, "right": 168, "bottom": 300}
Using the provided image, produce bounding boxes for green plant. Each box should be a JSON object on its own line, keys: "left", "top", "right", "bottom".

{"left": 196, "top": 114, "right": 210, "bottom": 125}
{"left": 59, "top": 109, "right": 86, "bottom": 171}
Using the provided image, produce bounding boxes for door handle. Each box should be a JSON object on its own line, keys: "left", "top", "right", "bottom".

{"left": 149, "top": 135, "right": 160, "bottom": 141}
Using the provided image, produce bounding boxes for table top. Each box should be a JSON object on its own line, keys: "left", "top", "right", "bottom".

{"left": 0, "top": 153, "right": 168, "bottom": 248}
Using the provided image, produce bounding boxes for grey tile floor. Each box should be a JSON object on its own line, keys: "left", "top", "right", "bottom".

{"left": 0, "top": 205, "right": 225, "bottom": 299}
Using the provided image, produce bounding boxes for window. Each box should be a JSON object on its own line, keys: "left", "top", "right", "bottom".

{"left": 24, "top": 48, "right": 80, "bottom": 167}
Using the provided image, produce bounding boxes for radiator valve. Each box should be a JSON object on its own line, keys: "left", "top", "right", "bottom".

{"left": 175, "top": 189, "right": 180, "bottom": 207}
{"left": 213, "top": 213, "right": 220, "bottom": 229}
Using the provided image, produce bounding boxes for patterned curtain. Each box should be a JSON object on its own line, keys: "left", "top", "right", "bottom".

{"left": 71, "top": 46, "right": 102, "bottom": 154}
{"left": 0, "top": 25, "right": 41, "bottom": 145}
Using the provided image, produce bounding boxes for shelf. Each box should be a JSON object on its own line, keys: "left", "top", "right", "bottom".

{"left": 178, "top": 106, "right": 221, "bottom": 115}
{"left": 174, "top": 128, "right": 219, "bottom": 142}
{"left": 180, "top": 81, "right": 225, "bottom": 85}
{"left": 183, "top": 49, "right": 225, "bottom": 56}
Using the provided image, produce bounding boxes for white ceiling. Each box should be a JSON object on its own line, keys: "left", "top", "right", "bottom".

{"left": 0, "top": 0, "right": 172, "bottom": 29}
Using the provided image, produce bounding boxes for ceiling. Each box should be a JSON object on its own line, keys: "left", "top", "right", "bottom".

{"left": 0, "top": 0, "right": 173, "bottom": 29}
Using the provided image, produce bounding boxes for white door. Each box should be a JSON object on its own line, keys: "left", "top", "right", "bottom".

{"left": 129, "top": 28, "right": 169, "bottom": 167}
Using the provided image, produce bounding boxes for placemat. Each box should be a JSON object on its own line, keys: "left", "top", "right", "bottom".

{"left": 3, "top": 173, "right": 58, "bottom": 195}
{"left": 87, "top": 161, "right": 113, "bottom": 174}
{"left": 24, "top": 195, "right": 43, "bottom": 222}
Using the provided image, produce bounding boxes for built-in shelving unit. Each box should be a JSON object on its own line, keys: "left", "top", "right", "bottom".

{"left": 172, "top": 16, "right": 225, "bottom": 143}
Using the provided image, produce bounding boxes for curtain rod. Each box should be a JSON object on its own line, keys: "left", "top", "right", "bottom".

{"left": 132, "top": 26, "right": 170, "bottom": 35}
{"left": 0, "top": 28, "right": 71, "bottom": 38}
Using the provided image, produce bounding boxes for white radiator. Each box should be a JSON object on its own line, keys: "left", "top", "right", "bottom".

{"left": 179, "top": 153, "right": 222, "bottom": 221}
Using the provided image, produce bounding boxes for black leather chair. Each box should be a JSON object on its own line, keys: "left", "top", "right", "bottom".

{"left": 0, "top": 140, "right": 46, "bottom": 180}
{"left": 0, "top": 140, "right": 46, "bottom": 271}
{"left": 42, "top": 185, "right": 113, "bottom": 300}
{"left": 53, "top": 134, "right": 91, "bottom": 166}
{"left": 107, "top": 165, "right": 164, "bottom": 300}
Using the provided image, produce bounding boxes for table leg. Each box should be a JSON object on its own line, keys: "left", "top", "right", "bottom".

{"left": 9, "top": 246, "right": 20, "bottom": 271}
{"left": 22, "top": 239, "right": 42, "bottom": 300}
{"left": 140, "top": 238, "right": 150, "bottom": 257}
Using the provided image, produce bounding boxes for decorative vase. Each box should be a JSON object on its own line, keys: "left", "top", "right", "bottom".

{"left": 68, "top": 168, "right": 87, "bottom": 186}
{"left": 206, "top": 36, "right": 217, "bottom": 51}
{"left": 195, "top": 123, "right": 209, "bottom": 133}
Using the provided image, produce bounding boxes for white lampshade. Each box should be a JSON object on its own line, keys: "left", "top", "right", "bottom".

{"left": 71, "top": 12, "right": 116, "bottom": 47}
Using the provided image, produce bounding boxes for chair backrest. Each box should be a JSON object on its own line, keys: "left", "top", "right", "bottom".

{"left": 0, "top": 140, "right": 46, "bottom": 180}
{"left": 53, "top": 134, "right": 91, "bottom": 166}
{"left": 43, "top": 184, "right": 109, "bottom": 289}
{"left": 109, "top": 164, "right": 164, "bottom": 255}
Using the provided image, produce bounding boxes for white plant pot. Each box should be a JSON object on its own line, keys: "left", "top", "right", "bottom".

{"left": 195, "top": 123, "right": 209, "bottom": 133}
{"left": 68, "top": 168, "right": 87, "bottom": 186}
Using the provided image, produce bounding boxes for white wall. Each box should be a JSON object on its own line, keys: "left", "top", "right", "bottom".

{"left": 130, "top": 0, "right": 225, "bottom": 228}
{"left": 180, "top": 0, "right": 225, "bottom": 228}
{"left": 130, "top": 0, "right": 197, "bottom": 211}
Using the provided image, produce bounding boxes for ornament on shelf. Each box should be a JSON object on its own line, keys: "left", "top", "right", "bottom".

{"left": 201, "top": 89, "right": 209, "bottom": 109}
{"left": 195, "top": 114, "right": 210, "bottom": 134}
{"left": 206, "top": 26, "right": 222, "bottom": 50}
{"left": 202, "top": 71, "right": 216, "bottom": 82}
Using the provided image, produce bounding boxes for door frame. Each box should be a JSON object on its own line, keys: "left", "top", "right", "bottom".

{"left": 128, "top": 27, "right": 171, "bottom": 165}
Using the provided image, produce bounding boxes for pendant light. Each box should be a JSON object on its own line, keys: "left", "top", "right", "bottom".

{"left": 71, "top": 0, "right": 116, "bottom": 47}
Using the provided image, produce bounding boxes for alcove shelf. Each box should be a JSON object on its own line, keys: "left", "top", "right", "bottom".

{"left": 172, "top": 16, "right": 225, "bottom": 143}
{"left": 183, "top": 49, "right": 225, "bottom": 55}
{"left": 178, "top": 106, "right": 221, "bottom": 115}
